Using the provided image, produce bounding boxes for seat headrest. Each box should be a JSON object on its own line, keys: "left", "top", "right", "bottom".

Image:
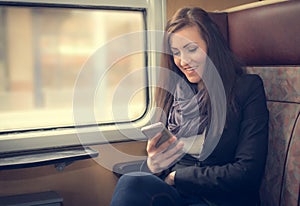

{"left": 209, "top": 1, "right": 300, "bottom": 66}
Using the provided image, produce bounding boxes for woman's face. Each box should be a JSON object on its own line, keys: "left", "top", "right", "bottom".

{"left": 170, "top": 26, "right": 207, "bottom": 84}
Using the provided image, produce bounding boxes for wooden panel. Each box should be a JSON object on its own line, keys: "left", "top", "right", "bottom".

{"left": 166, "top": 0, "right": 258, "bottom": 19}
{"left": 0, "top": 141, "right": 147, "bottom": 206}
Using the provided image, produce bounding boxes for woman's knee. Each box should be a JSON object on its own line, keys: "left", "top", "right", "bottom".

{"left": 116, "top": 172, "right": 156, "bottom": 191}
{"left": 112, "top": 173, "right": 185, "bottom": 206}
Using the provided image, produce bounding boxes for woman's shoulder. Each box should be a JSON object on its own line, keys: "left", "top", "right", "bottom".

{"left": 235, "top": 73, "right": 264, "bottom": 91}
{"left": 234, "top": 73, "right": 266, "bottom": 105}
{"left": 238, "top": 73, "right": 263, "bottom": 85}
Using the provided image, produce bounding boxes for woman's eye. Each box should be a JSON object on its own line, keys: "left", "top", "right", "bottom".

{"left": 188, "top": 47, "right": 198, "bottom": 53}
{"left": 172, "top": 51, "right": 180, "bottom": 56}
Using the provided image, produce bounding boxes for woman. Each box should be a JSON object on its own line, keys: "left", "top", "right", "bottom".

{"left": 110, "top": 7, "right": 269, "bottom": 206}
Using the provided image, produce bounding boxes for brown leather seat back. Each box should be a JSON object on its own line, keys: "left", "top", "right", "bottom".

{"left": 210, "top": 2, "right": 300, "bottom": 205}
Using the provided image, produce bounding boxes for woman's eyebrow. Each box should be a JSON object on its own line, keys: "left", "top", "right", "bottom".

{"left": 183, "top": 42, "right": 197, "bottom": 48}
{"left": 171, "top": 42, "right": 197, "bottom": 50}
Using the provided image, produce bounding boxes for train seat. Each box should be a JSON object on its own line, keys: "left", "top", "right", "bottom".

{"left": 209, "top": 1, "right": 300, "bottom": 205}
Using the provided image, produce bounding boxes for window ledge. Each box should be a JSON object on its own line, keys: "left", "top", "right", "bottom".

{"left": 0, "top": 146, "right": 99, "bottom": 170}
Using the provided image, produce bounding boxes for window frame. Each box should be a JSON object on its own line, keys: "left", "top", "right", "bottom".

{"left": 0, "top": 0, "right": 166, "bottom": 153}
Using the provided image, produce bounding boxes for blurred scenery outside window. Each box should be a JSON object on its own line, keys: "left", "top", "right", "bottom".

{"left": 0, "top": 6, "right": 146, "bottom": 132}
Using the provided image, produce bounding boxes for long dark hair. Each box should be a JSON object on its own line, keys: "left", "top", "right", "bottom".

{"left": 156, "top": 7, "right": 244, "bottom": 123}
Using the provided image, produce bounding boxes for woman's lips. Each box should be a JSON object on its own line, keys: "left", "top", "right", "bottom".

{"left": 184, "top": 67, "right": 197, "bottom": 74}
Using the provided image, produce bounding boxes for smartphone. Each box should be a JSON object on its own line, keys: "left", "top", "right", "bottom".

{"left": 141, "top": 122, "right": 173, "bottom": 148}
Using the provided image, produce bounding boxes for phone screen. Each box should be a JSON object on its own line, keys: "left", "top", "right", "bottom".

{"left": 155, "top": 128, "right": 172, "bottom": 147}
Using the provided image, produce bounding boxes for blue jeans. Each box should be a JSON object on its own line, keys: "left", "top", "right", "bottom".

{"left": 110, "top": 172, "right": 208, "bottom": 206}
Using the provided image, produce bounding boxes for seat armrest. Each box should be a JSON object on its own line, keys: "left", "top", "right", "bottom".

{"left": 112, "top": 160, "right": 145, "bottom": 177}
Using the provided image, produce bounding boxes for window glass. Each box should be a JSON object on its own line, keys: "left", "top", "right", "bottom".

{"left": 0, "top": 5, "right": 146, "bottom": 132}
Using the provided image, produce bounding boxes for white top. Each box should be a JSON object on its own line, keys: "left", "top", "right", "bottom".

{"left": 181, "top": 128, "right": 206, "bottom": 156}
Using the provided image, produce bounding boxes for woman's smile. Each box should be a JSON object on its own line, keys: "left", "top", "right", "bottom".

{"left": 170, "top": 26, "right": 207, "bottom": 84}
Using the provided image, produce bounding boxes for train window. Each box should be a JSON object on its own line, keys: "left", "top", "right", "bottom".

{"left": 0, "top": 0, "right": 165, "bottom": 152}
{"left": 0, "top": 5, "right": 145, "bottom": 131}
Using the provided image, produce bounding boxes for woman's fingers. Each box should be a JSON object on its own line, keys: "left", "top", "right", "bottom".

{"left": 146, "top": 132, "right": 161, "bottom": 152}
{"left": 148, "top": 137, "right": 179, "bottom": 161}
{"left": 147, "top": 133, "right": 177, "bottom": 154}
{"left": 159, "top": 147, "right": 185, "bottom": 170}
{"left": 158, "top": 135, "right": 177, "bottom": 150}
{"left": 159, "top": 140, "right": 184, "bottom": 162}
{"left": 146, "top": 133, "right": 185, "bottom": 173}
{"left": 148, "top": 140, "right": 185, "bottom": 172}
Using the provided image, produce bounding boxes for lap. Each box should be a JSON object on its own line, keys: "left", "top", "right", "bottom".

{"left": 110, "top": 172, "right": 208, "bottom": 206}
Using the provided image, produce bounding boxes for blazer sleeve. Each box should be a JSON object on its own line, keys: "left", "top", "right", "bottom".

{"left": 174, "top": 75, "right": 269, "bottom": 198}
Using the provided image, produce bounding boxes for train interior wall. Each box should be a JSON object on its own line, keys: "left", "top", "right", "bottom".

{"left": 0, "top": 0, "right": 290, "bottom": 206}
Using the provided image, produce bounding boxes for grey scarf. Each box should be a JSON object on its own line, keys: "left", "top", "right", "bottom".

{"left": 167, "top": 79, "right": 209, "bottom": 138}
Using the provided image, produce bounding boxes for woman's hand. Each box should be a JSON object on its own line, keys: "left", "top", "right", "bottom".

{"left": 146, "top": 133, "right": 184, "bottom": 174}
{"left": 164, "top": 171, "right": 176, "bottom": 185}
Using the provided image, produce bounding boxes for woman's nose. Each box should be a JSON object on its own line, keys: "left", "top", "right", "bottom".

{"left": 180, "top": 53, "right": 190, "bottom": 67}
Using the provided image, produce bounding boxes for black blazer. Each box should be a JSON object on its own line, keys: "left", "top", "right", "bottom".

{"left": 141, "top": 74, "right": 269, "bottom": 206}
{"left": 173, "top": 74, "right": 269, "bottom": 206}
